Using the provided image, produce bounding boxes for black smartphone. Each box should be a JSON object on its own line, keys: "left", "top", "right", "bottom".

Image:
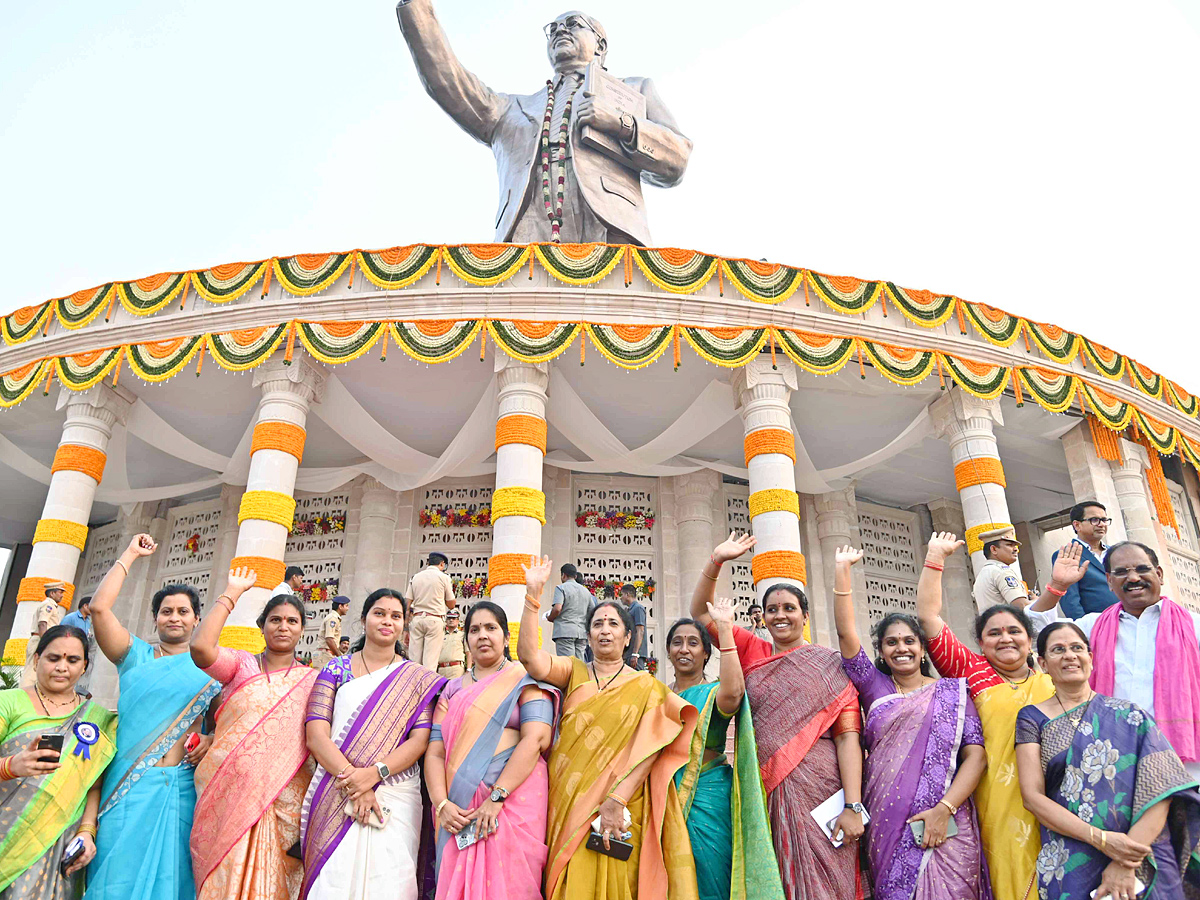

{"left": 59, "top": 835, "right": 85, "bottom": 876}
{"left": 37, "top": 733, "right": 64, "bottom": 754}
{"left": 585, "top": 831, "right": 634, "bottom": 861}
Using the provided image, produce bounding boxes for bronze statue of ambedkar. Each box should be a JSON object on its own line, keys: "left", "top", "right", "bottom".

{"left": 396, "top": 2, "right": 692, "bottom": 245}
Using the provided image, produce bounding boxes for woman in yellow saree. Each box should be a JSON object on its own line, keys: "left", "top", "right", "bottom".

{"left": 917, "top": 533, "right": 1086, "bottom": 900}
{"left": 189, "top": 571, "right": 319, "bottom": 900}
{"left": 516, "top": 555, "right": 699, "bottom": 900}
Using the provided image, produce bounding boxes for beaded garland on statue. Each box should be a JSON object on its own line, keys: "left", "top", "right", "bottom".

{"left": 540, "top": 76, "right": 581, "bottom": 243}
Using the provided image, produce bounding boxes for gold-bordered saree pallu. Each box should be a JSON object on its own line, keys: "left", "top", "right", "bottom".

{"left": 191, "top": 663, "right": 318, "bottom": 900}
{"left": 545, "top": 657, "right": 699, "bottom": 900}
{"left": 0, "top": 700, "right": 117, "bottom": 898}
{"left": 744, "top": 643, "right": 867, "bottom": 900}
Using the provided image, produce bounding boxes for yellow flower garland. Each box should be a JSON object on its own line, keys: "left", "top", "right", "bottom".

{"left": 2, "top": 638, "right": 28, "bottom": 666}
{"left": 965, "top": 522, "right": 1013, "bottom": 556}
{"left": 491, "top": 486, "right": 546, "bottom": 525}
{"left": 32, "top": 518, "right": 88, "bottom": 551}
{"left": 237, "top": 490, "right": 298, "bottom": 529}
{"left": 218, "top": 625, "right": 266, "bottom": 653}
{"left": 953, "top": 457, "right": 1007, "bottom": 491}
{"left": 748, "top": 489, "right": 801, "bottom": 519}
{"left": 50, "top": 444, "right": 107, "bottom": 482}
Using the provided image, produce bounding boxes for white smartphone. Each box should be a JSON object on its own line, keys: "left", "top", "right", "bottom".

{"left": 1090, "top": 876, "right": 1145, "bottom": 899}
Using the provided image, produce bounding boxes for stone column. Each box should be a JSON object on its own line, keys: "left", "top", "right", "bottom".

{"left": 207, "top": 485, "right": 246, "bottom": 601}
{"left": 222, "top": 356, "right": 324, "bottom": 651}
{"left": 1111, "top": 440, "right": 1162, "bottom": 550}
{"left": 731, "top": 359, "right": 808, "bottom": 636}
{"left": 1060, "top": 422, "right": 1127, "bottom": 544}
{"left": 928, "top": 497, "right": 980, "bottom": 634}
{"left": 673, "top": 470, "right": 721, "bottom": 623}
{"left": 352, "top": 477, "right": 400, "bottom": 602}
{"left": 4, "top": 384, "right": 131, "bottom": 667}
{"left": 814, "top": 486, "right": 870, "bottom": 644}
{"left": 486, "top": 357, "right": 549, "bottom": 651}
{"left": 930, "top": 388, "right": 1013, "bottom": 576}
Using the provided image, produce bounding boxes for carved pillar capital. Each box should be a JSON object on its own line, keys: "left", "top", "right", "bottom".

{"left": 929, "top": 388, "right": 1004, "bottom": 442}
{"left": 674, "top": 470, "right": 720, "bottom": 526}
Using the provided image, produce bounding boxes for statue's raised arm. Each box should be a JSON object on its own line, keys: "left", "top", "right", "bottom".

{"left": 395, "top": 2, "right": 692, "bottom": 245}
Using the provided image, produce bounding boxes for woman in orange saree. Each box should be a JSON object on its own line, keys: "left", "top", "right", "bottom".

{"left": 690, "top": 533, "right": 868, "bottom": 900}
{"left": 189, "top": 571, "right": 319, "bottom": 900}
{"left": 516, "top": 555, "right": 699, "bottom": 900}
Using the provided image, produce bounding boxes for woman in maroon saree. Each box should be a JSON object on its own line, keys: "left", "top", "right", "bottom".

{"left": 690, "top": 532, "right": 868, "bottom": 900}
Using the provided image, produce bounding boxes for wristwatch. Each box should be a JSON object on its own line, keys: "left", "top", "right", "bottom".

{"left": 375, "top": 762, "right": 390, "bottom": 781}
{"left": 619, "top": 113, "right": 635, "bottom": 133}
{"left": 489, "top": 787, "right": 509, "bottom": 804}
{"left": 844, "top": 801, "right": 866, "bottom": 816}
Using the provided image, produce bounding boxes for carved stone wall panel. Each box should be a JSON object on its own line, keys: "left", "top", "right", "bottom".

{"left": 722, "top": 483, "right": 757, "bottom": 628}
{"left": 80, "top": 522, "right": 123, "bottom": 595}
{"left": 857, "top": 502, "right": 921, "bottom": 624}
{"left": 286, "top": 492, "right": 351, "bottom": 556}
{"left": 158, "top": 500, "right": 223, "bottom": 601}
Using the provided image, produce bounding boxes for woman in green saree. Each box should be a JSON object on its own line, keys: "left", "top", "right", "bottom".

{"left": 0, "top": 624, "right": 117, "bottom": 899}
{"left": 666, "top": 601, "right": 785, "bottom": 900}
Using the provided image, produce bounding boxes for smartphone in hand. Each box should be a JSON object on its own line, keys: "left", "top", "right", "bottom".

{"left": 37, "top": 733, "right": 64, "bottom": 755}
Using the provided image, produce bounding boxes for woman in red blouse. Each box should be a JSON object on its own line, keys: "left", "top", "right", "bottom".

{"left": 689, "top": 532, "right": 867, "bottom": 900}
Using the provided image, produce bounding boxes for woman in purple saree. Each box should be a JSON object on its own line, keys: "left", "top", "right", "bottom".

{"left": 301, "top": 589, "right": 446, "bottom": 900}
{"left": 832, "top": 546, "right": 990, "bottom": 900}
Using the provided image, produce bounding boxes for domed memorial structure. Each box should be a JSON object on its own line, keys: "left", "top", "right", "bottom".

{"left": 3, "top": 3, "right": 1200, "bottom": 704}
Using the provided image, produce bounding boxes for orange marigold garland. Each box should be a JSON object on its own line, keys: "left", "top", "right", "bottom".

{"left": 50, "top": 444, "right": 107, "bottom": 482}
{"left": 17, "top": 577, "right": 75, "bottom": 607}
{"left": 487, "top": 553, "right": 532, "bottom": 591}
{"left": 230, "top": 555, "right": 287, "bottom": 590}
{"left": 1087, "top": 414, "right": 1123, "bottom": 463}
{"left": 743, "top": 429, "right": 796, "bottom": 465}
{"left": 1137, "top": 435, "right": 1181, "bottom": 536}
{"left": 751, "top": 550, "right": 806, "bottom": 585}
{"left": 953, "top": 457, "right": 1007, "bottom": 491}
{"left": 250, "top": 421, "right": 307, "bottom": 462}
{"left": 494, "top": 414, "right": 548, "bottom": 453}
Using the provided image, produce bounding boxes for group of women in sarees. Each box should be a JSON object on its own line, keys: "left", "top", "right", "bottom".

{"left": 7, "top": 529, "right": 1200, "bottom": 900}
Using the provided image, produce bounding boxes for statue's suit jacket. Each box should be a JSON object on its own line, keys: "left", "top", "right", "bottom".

{"left": 397, "top": 0, "right": 692, "bottom": 246}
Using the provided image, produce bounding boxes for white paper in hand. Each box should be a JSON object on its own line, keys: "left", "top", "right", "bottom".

{"left": 810, "top": 789, "right": 869, "bottom": 848}
{"left": 591, "top": 807, "right": 633, "bottom": 841}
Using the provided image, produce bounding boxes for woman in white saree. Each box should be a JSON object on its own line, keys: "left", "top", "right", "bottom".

{"left": 300, "top": 589, "right": 446, "bottom": 900}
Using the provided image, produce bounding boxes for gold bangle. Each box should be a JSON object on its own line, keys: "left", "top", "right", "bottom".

{"left": 833, "top": 589, "right": 853, "bottom": 596}
{"left": 216, "top": 597, "right": 235, "bottom": 614}
{"left": 114, "top": 559, "right": 129, "bottom": 577}
{"left": 76, "top": 823, "right": 97, "bottom": 838}
{"left": 436, "top": 798, "right": 450, "bottom": 816}
{"left": 938, "top": 798, "right": 957, "bottom": 816}
{"left": 701, "top": 569, "right": 718, "bottom": 582}
{"left": 1100, "top": 831, "right": 1107, "bottom": 851}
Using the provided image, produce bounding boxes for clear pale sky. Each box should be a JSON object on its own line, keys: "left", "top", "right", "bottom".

{"left": 2, "top": 1, "right": 1198, "bottom": 383}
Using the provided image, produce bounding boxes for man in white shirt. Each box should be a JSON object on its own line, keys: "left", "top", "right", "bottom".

{"left": 1027, "top": 540, "right": 1200, "bottom": 778}
{"left": 272, "top": 565, "right": 305, "bottom": 598}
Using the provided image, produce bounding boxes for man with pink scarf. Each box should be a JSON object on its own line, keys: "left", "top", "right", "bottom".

{"left": 1028, "top": 540, "right": 1200, "bottom": 779}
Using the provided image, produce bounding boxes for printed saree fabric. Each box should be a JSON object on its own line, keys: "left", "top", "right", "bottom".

{"left": 743, "top": 642, "right": 865, "bottom": 900}
{"left": 434, "top": 663, "right": 559, "bottom": 900}
{"left": 545, "top": 657, "right": 698, "bottom": 900}
{"left": 929, "top": 626, "right": 1054, "bottom": 900}
{"left": 1016, "top": 695, "right": 1200, "bottom": 900}
{"left": 300, "top": 657, "right": 444, "bottom": 900}
{"left": 842, "top": 649, "right": 990, "bottom": 900}
{"left": 88, "top": 638, "right": 220, "bottom": 900}
{"left": 191, "top": 650, "right": 317, "bottom": 900}
{"left": 0, "top": 695, "right": 117, "bottom": 897}
{"left": 674, "top": 681, "right": 785, "bottom": 900}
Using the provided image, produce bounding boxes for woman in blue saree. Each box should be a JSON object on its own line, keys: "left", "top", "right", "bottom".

{"left": 1016, "top": 621, "right": 1200, "bottom": 900}
{"left": 667, "top": 599, "right": 785, "bottom": 900}
{"left": 85, "top": 535, "right": 220, "bottom": 900}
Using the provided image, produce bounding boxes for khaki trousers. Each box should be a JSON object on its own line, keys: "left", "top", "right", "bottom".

{"left": 408, "top": 615, "right": 445, "bottom": 672}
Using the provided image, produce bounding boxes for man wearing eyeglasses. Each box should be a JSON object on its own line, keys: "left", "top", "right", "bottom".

{"left": 1028, "top": 540, "right": 1200, "bottom": 777}
{"left": 395, "top": 3, "right": 691, "bottom": 245}
{"left": 1047, "top": 501, "right": 1121, "bottom": 618}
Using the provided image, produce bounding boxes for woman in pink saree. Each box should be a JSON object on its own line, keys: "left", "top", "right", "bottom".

{"left": 426, "top": 600, "right": 558, "bottom": 900}
{"left": 189, "top": 571, "right": 318, "bottom": 900}
{"left": 690, "top": 533, "right": 868, "bottom": 900}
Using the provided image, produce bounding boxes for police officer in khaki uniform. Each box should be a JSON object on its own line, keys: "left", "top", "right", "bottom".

{"left": 436, "top": 608, "right": 467, "bottom": 679}
{"left": 21, "top": 581, "right": 67, "bottom": 688}
{"left": 971, "top": 526, "right": 1031, "bottom": 609}
{"left": 312, "top": 595, "right": 350, "bottom": 670}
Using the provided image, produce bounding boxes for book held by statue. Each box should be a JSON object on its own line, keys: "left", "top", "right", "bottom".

{"left": 580, "top": 62, "right": 647, "bottom": 165}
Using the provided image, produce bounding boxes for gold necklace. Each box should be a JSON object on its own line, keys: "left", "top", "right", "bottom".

{"left": 35, "top": 683, "right": 79, "bottom": 713}
{"left": 1055, "top": 690, "right": 1094, "bottom": 729}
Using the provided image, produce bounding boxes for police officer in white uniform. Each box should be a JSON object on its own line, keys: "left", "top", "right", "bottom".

{"left": 972, "top": 525, "right": 1031, "bottom": 609}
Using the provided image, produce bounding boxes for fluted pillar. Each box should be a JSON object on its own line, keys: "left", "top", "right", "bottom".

{"left": 221, "top": 356, "right": 324, "bottom": 651}
{"left": 352, "top": 477, "right": 400, "bottom": 603}
{"left": 487, "top": 357, "right": 549, "bottom": 652}
{"left": 673, "top": 470, "right": 720, "bottom": 623}
{"left": 731, "top": 360, "right": 807, "bottom": 640}
{"left": 814, "top": 486, "right": 870, "bottom": 643}
{"left": 3, "top": 383, "right": 131, "bottom": 666}
{"left": 928, "top": 497, "right": 981, "bottom": 635}
{"left": 1060, "top": 422, "right": 1127, "bottom": 544}
{"left": 1111, "top": 439, "right": 1161, "bottom": 550}
{"left": 930, "top": 388, "right": 1013, "bottom": 576}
